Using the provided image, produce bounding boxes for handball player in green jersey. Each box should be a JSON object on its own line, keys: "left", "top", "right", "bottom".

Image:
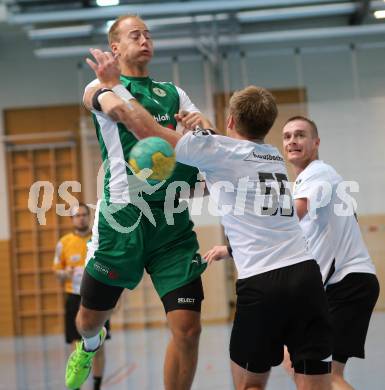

{"left": 66, "top": 15, "right": 212, "bottom": 390}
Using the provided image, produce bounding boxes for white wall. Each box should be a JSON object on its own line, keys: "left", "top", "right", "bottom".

{"left": 1, "top": 37, "right": 385, "bottom": 224}
{"left": 299, "top": 46, "right": 385, "bottom": 215}
{"left": 0, "top": 44, "right": 82, "bottom": 110}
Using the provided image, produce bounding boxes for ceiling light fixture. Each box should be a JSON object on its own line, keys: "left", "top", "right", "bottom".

{"left": 96, "top": 0, "right": 120, "bottom": 7}
{"left": 374, "top": 10, "right": 385, "bottom": 19}
{"left": 28, "top": 25, "right": 93, "bottom": 40}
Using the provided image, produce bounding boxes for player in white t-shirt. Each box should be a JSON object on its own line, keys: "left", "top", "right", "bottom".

{"left": 282, "top": 116, "right": 379, "bottom": 390}
{"left": 87, "top": 51, "right": 333, "bottom": 388}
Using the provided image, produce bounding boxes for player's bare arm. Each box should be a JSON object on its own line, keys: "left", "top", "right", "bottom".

{"left": 83, "top": 84, "right": 102, "bottom": 111}
{"left": 98, "top": 91, "right": 182, "bottom": 147}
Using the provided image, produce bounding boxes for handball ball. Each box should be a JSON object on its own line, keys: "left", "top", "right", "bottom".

{"left": 129, "top": 137, "right": 176, "bottom": 184}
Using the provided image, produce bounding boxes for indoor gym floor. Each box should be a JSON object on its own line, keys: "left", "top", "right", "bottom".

{"left": 1, "top": 312, "right": 384, "bottom": 390}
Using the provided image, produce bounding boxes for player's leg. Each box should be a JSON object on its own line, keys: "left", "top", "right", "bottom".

{"left": 64, "top": 293, "right": 83, "bottom": 390}
{"left": 287, "top": 261, "right": 333, "bottom": 390}
{"left": 285, "top": 348, "right": 332, "bottom": 389}
{"left": 231, "top": 361, "right": 270, "bottom": 390}
{"left": 63, "top": 198, "right": 146, "bottom": 390}
{"left": 294, "top": 372, "right": 332, "bottom": 390}
{"left": 164, "top": 310, "right": 201, "bottom": 390}
{"left": 92, "top": 344, "right": 105, "bottom": 390}
{"left": 282, "top": 346, "right": 295, "bottom": 380}
{"left": 66, "top": 272, "right": 123, "bottom": 389}
{"left": 229, "top": 271, "right": 287, "bottom": 390}
{"left": 146, "top": 206, "right": 206, "bottom": 390}
{"left": 330, "top": 360, "right": 353, "bottom": 390}
{"left": 93, "top": 345, "right": 105, "bottom": 390}
{"left": 92, "top": 320, "right": 111, "bottom": 390}
{"left": 66, "top": 200, "right": 145, "bottom": 388}
{"left": 162, "top": 278, "right": 204, "bottom": 390}
{"left": 326, "top": 273, "right": 379, "bottom": 390}
{"left": 65, "top": 292, "right": 82, "bottom": 347}
{"left": 75, "top": 273, "right": 120, "bottom": 343}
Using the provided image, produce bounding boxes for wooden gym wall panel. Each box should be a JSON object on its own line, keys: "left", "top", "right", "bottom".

{"left": 4, "top": 105, "right": 81, "bottom": 135}
{"left": 195, "top": 224, "right": 230, "bottom": 323}
{"left": 0, "top": 240, "right": 15, "bottom": 336}
{"left": 7, "top": 145, "right": 79, "bottom": 335}
{"left": 5, "top": 105, "right": 82, "bottom": 336}
{"left": 359, "top": 215, "right": 385, "bottom": 310}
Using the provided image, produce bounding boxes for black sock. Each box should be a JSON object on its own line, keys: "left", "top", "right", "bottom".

{"left": 93, "top": 376, "right": 102, "bottom": 390}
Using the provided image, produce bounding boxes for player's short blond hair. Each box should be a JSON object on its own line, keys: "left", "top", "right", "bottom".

{"left": 229, "top": 86, "right": 278, "bottom": 139}
{"left": 285, "top": 116, "right": 319, "bottom": 138}
{"left": 108, "top": 14, "right": 145, "bottom": 45}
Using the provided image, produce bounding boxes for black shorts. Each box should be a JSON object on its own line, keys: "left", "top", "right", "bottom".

{"left": 65, "top": 293, "right": 111, "bottom": 344}
{"left": 81, "top": 271, "right": 124, "bottom": 311}
{"left": 326, "top": 272, "right": 379, "bottom": 363}
{"left": 230, "top": 260, "right": 332, "bottom": 374}
{"left": 81, "top": 270, "right": 204, "bottom": 313}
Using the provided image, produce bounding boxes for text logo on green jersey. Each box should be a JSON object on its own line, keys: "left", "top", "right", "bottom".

{"left": 153, "top": 87, "right": 167, "bottom": 97}
{"left": 153, "top": 113, "right": 170, "bottom": 123}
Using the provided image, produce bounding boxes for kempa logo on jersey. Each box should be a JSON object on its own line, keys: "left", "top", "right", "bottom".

{"left": 153, "top": 87, "right": 167, "bottom": 97}
{"left": 153, "top": 113, "right": 170, "bottom": 123}
{"left": 178, "top": 298, "right": 195, "bottom": 304}
{"left": 245, "top": 152, "right": 284, "bottom": 163}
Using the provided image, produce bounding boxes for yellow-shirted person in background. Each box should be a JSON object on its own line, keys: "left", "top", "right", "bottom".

{"left": 53, "top": 203, "right": 110, "bottom": 390}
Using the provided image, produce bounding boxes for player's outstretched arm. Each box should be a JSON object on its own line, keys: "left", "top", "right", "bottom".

{"left": 98, "top": 91, "right": 182, "bottom": 147}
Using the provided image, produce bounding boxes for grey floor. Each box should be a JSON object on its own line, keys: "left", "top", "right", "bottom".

{"left": 1, "top": 313, "right": 384, "bottom": 390}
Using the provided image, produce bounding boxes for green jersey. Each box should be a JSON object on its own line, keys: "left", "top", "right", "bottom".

{"left": 88, "top": 76, "right": 199, "bottom": 203}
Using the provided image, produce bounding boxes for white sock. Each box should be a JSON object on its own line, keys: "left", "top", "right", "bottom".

{"left": 83, "top": 333, "right": 101, "bottom": 352}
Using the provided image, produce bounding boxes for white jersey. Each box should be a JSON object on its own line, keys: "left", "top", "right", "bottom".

{"left": 293, "top": 160, "right": 375, "bottom": 285}
{"left": 176, "top": 130, "right": 311, "bottom": 279}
